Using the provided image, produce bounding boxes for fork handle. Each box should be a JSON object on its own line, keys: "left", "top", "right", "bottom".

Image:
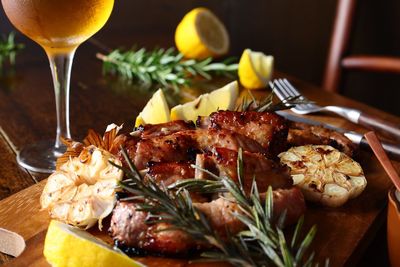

{"left": 358, "top": 112, "right": 400, "bottom": 140}
{"left": 325, "top": 106, "right": 400, "bottom": 140}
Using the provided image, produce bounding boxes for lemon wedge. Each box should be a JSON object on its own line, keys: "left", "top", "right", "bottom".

{"left": 171, "top": 80, "right": 238, "bottom": 121}
{"left": 44, "top": 220, "right": 144, "bottom": 267}
{"left": 238, "top": 49, "right": 274, "bottom": 89}
{"left": 135, "top": 89, "right": 170, "bottom": 127}
{"left": 175, "top": 7, "right": 229, "bottom": 59}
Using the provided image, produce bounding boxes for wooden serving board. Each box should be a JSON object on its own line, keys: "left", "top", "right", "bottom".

{"left": 0, "top": 150, "right": 394, "bottom": 267}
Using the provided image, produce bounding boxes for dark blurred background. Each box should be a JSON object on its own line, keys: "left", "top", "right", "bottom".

{"left": 1, "top": 0, "right": 399, "bottom": 115}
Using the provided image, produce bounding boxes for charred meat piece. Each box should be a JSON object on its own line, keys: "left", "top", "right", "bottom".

{"left": 109, "top": 134, "right": 140, "bottom": 164}
{"left": 264, "top": 187, "right": 306, "bottom": 226}
{"left": 146, "top": 162, "right": 195, "bottom": 187}
{"left": 145, "top": 162, "right": 207, "bottom": 202}
{"left": 197, "top": 111, "right": 288, "bottom": 158}
{"left": 288, "top": 121, "right": 356, "bottom": 156}
{"left": 131, "top": 129, "right": 265, "bottom": 169}
{"left": 192, "top": 129, "right": 265, "bottom": 154}
{"left": 195, "top": 147, "right": 292, "bottom": 193}
{"left": 110, "top": 188, "right": 305, "bottom": 254}
{"left": 133, "top": 132, "right": 197, "bottom": 169}
{"left": 195, "top": 187, "right": 305, "bottom": 234}
{"left": 110, "top": 201, "right": 198, "bottom": 254}
{"left": 135, "top": 120, "right": 195, "bottom": 138}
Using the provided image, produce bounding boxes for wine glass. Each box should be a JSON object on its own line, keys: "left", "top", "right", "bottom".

{"left": 1, "top": 0, "right": 114, "bottom": 173}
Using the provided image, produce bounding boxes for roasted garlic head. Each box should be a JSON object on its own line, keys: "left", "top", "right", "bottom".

{"left": 40, "top": 146, "right": 123, "bottom": 229}
{"left": 279, "top": 145, "right": 366, "bottom": 207}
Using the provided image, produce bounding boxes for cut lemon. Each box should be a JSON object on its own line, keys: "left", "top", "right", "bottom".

{"left": 171, "top": 80, "right": 238, "bottom": 121}
{"left": 44, "top": 220, "right": 144, "bottom": 267}
{"left": 238, "top": 49, "right": 274, "bottom": 89}
{"left": 175, "top": 7, "right": 229, "bottom": 59}
{"left": 135, "top": 89, "right": 170, "bottom": 127}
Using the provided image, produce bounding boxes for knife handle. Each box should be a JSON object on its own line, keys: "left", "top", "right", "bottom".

{"left": 360, "top": 137, "right": 400, "bottom": 160}
{"left": 358, "top": 112, "right": 400, "bottom": 140}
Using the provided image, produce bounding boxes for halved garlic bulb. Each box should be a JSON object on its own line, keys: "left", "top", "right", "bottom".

{"left": 40, "top": 146, "right": 123, "bottom": 229}
{"left": 279, "top": 145, "right": 366, "bottom": 207}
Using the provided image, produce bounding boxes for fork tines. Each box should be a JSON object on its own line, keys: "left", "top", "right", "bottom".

{"left": 270, "top": 78, "right": 306, "bottom": 101}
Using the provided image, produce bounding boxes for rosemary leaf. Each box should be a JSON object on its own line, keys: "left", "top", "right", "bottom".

{"left": 113, "top": 147, "right": 322, "bottom": 267}
{"left": 0, "top": 32, "right": 24, "bottom": 73}
{"left": 237, "top": 90, "right": 313, "bottom": 113}
{"left": 291, "top": 215, "right": 305, "bottom": 248}
{"left": 97, "top": 47, "right": 238, "bottom": 91}
{"left": 295, "top": 225, "right": 318, "bottom": 262}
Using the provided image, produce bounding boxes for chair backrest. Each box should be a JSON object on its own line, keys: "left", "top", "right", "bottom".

{"left": 322, "top": 0, "right": 400, "bottom": 93}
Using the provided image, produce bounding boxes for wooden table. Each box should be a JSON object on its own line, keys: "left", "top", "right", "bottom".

{"left": 0, "top": 23, "right": 399, "bottom": 267}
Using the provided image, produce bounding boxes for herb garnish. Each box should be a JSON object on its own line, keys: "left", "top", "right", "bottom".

{"left": 0, "top": 32, "right": 24, "bottom": 73}
{"left": 114, "top": 148, "right": 323, "bottom": 267}
{"left": 97, "top": 47, "right": 238, "bottom": 91}
{"left": 237, "top": 88, "right": 313, "bottom": 113}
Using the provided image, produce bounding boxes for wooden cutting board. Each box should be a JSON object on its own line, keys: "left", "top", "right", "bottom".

{"left": 0, "top": 150, "right": 394, "bottom": 267}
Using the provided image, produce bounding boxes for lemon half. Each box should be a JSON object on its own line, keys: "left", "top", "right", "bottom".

{"left": 175, "top": 7, "right": 229, "bottom": 59}
{"left": 170, "top": 80, "right": 238, "bottom": 121}
{"left": 238, "top": 49, "right": 274, "bottom": 89}
{"left": 44, "top": 220, "right": 144, "bottom": 267}
{"left": 135, "top": 89, "right": 170, "bottom": 127}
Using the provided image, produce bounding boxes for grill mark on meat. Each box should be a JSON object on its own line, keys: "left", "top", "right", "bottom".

{"left": 106, "top": 111, "right": 321, "bottom": 255}
{"left": 145, "top": 162, "right": 207, "bottom": 202}
{"left": 197, "top": 110, "right": 288, "bottom": 158}
{"left": 288, "top": 121, "right": 356, "bottom": 156}
{"left": 131, "top": 129, "right": 265, "bottom": 169}
{"left": 136, "top": 120, "right": 195, "bottom": 138}
{"left": 110, "top": 202, "right": 198, "bottom": 254}
{"left": 110, "top": 188, "right": 305, "bottom": 254}
{"left": 196, "top": 147, "right": 292, "bottom": 192}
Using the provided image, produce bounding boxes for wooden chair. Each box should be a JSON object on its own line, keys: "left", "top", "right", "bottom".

{"left": 323, "top": 0, "right": 400, "bottom": 93}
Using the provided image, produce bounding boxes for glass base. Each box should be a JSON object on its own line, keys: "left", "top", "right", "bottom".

{"left": 17, "top": 140, "right": 66, "bottom": 173}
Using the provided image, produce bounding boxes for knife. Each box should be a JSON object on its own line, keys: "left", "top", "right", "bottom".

{"left": 276, "top": 111, "right": 400, "bottom": 159}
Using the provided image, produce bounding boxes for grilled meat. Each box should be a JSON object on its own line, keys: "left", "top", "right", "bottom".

{"left": 109, "top": 133, "right": 139, "bottom": 163}
{"left": 196, "top": 187, "right": 306, "bottom": 235}
{"left": 265, "top": 187, "right": 306, "bottom": 226}
{"left": 145, "top": 162, "right": 195, "bottom": 187}
{"left": 110, "top": 187, "right": 305, "bottom": 254}
{"left": 110, "top": 201, "right": 197, "bottom": 254}
{"left": 108, "top": 110, "right": 354, "bottom": 255}
{"left": 117, "top": 128, "right": 265, "bottom": 169}
{"left": 288, "top": 121, "right": 356, "bottom": 156}
{"left": 145, "top": 162, "right": 207, "bottom": 203}
{"left": 195, "top": 147, "right": 292, "bottom": 192}
{"left": 197, "top": 111, "right": 288, "bottom": 158}
{"left": 135, "top": 120, "right": 195, "bottom": 138}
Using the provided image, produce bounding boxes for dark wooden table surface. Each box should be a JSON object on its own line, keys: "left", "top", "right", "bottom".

{"left": 0, "top": 7, "right": 399, "bottom": 267}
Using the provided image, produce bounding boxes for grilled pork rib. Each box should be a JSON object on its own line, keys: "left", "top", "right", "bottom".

{"left": 136, "top": 120, "right": 196, "bottom": 138}
{"left": 110, "top": 187, "right": 305, "bottom": 254}
{"left": 197, "top": 111, "right": 288, "bottom": 158}
{"left": 109, "top": 110, "right": 353, "bottom": 255}
{"left": 195, "top": 147, "right": 292, "bottom": 192}
{"left": 113, "top": 128, "right": 266, "bottom": 169}
{"left": 288, "top": 121, "right": 356, "bottom": 156}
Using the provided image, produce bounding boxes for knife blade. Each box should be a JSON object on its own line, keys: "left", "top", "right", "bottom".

{"left": 276, "top": 111, "right": 400, "bottom": 159}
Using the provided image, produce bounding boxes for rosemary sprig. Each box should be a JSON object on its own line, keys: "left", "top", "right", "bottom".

{"left": 115, "top": 148, "right": 322, "bottom": 266}
{"left": 237, "top": 90, "right": 312, "bottom": 113}
{"left": 115, "top": 149, "right": 255, "bottom": 266}
{"left": 97, "top": 47, "right": 238, "bottom": 91}
{"left": 0, "top": 32, "right": 24, "bottom": 73}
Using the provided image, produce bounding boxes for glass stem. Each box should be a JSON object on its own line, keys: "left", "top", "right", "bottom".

{"left": 46, "top": 49, "right": 76, "bottom": 149}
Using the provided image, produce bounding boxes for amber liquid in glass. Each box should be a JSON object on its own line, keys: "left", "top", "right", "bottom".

{"left": 1, "top": 0, "right": 114, "bottom": 172}
{"left": 2, "top": 0, "right": 113, "bottom": 52}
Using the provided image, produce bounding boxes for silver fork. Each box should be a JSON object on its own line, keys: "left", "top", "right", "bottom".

{"left": 271, "top": 79, "right": 360, "bottom": 122}
{"left": 271, "top": 78, "right": 400, "bottom": 140}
